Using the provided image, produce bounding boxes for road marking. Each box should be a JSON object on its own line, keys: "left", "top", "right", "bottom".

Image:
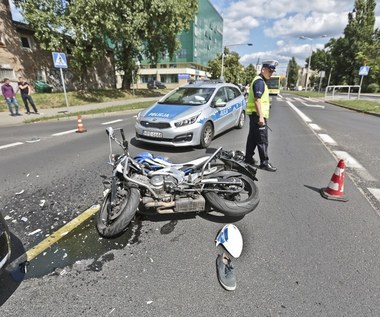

{"left": 333, "top": 150, "right": 376, "bottom": 181}
{"left": 286, "top": 101, "right": 312, "bottom": 123}
{"left": 0, "top": 142, "right": 24, "bottom": 150}
{"left": 101, "top": 119, "right": 123, "bottom": 125}
{"left": 51, "top": 129, "right": 78, "bottom": 136}
{"left": 368, "top": 188, "right": 380, "bottom": 201}
{"left": 309, "top": 123, "right": 321, "bottom": 131}
{"left": 318, "top": 134, "right": 337, "bottom": 145}
{"left": 8, "top": 205, "right": 100, "bottom": 269}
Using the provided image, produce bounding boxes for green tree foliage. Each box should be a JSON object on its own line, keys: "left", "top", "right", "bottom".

{"left": 308, "top": 0, "right": 378, "bottom": 90}
{"left": 15, "top": 0, "right": 198, "bottom": 89}
{"left": 286, "top": 57, "right": 299, "bottom": 89}
{"left": 207, "top": 48, "right": 248, "bottom": 84}
{"left": 243, "top": 64, "right": 257, "bottom": 85}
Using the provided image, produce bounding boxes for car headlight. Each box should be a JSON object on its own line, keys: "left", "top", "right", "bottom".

{"left": 174, "top": 114, "right": 200, "bottom": 128}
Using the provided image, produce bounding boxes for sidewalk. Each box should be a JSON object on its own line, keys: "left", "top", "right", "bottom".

{"left": 0, "top": 97, "right": 159, "bottom": 128}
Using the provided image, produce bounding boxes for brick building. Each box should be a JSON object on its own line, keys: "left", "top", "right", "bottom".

{"left": 0, "top": 0, "right": 115, "bottom": 91}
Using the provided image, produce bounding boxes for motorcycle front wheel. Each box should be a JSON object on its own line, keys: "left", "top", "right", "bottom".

{"left": 203, "top": 174, "right": 259, "bottom": 217}
{"left": 96, "top": 187, "right": 140, "bottom": 238}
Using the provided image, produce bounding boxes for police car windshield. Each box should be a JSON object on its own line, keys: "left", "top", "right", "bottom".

{"left": 158, "top": 87, "right": 215, "bottom": 105}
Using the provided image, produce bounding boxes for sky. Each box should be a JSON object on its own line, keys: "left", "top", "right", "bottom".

{"left": 10, "top": 0, "right": 380, "bottom": 76}
{"left": 210, "top": 0, "right": 380, "bottom": 74}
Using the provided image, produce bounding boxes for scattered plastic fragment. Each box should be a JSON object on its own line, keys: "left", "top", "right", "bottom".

{"left": 63, "top": 253, "right": 68, "bottom": 259}
{"left": 28, "top": 229, "right": 42, "bottom": 235}
{"left": 4, "top": 215, "right": 11, "bottom": 220}
{"left": 149, "top": 258, "right": 154, "bottom": 263}
{"left": 26, "top": 173, "right": 30, "bottom": 177}
{"left": 147, "top": 301, "right": 153, "bottom": 305}
{"left": 15, "top": 189, "right": 25, "bottom": 195}
{"left": 21, "top": 217, "right": 28, "bottom": 222}
{"left": 39, "top": 200, "right": 46, "bottom": 207}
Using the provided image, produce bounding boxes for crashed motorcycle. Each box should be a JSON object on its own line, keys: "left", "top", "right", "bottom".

{"left": 96, "top": 127, "right": 260, "bottom": 238}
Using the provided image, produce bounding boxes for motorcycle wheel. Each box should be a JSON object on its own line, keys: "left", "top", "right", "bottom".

{"left": 203, "top": 174, "right": 259, "bottom": 217}
{"left": 96, "top": 187, "right": 140, "bottom": 238}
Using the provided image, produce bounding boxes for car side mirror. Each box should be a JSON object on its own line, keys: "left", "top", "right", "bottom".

{"left": 215, "top": 101, "right": 227, "bottom": 107}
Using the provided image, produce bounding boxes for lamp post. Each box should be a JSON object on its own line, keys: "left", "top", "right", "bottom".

{"left": 220, "top": 43, "right": 253, "bottom": 81}
{"left": 299, "top": 35, "right": 326, "bottom": 91}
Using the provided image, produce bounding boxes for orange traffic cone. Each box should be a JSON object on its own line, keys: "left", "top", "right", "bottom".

{"left": 320, "top": 159, "right": 348, "bottom": 202}
{"left": 76, "top": 114, "right": 87, "bottom": 133}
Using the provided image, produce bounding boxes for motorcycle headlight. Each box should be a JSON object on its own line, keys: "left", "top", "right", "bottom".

{"left": 174, "top": 114, "right": 200, "bottom": 128}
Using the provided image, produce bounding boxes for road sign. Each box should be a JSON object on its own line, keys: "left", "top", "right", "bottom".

{"left": 358, "top": 66, "right": 369, "bottom": 76}
{"left": 52, "top": 52, "right": 68, "bottom": 68}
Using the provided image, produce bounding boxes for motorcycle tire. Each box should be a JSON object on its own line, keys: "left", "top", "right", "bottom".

{"left": 96, "top": 187, "right": 140, "bottom": 238}
{"left": 203, "top": 174, "right": 259, "bottom": 217}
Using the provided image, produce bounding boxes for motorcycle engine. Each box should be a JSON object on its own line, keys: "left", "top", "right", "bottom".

{"left": 150, "top": 175, "right": 178, "bottom": 192}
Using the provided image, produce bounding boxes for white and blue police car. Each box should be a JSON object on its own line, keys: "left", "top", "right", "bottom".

{"left": 135, "top": 81, "right": 246, "bottom": 148}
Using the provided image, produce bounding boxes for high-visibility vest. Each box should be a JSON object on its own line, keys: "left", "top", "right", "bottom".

{"left": 247, "top": 75, "right": 270, "bottom": 118}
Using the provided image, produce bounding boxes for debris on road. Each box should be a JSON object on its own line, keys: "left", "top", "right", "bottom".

{"left": 28, "top": 228, "right": 42, "bottom": 236}
{"left": 15, "top": 189, "right": 25, "bottom": 195}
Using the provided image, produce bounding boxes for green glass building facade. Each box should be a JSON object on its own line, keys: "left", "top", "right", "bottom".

{"left": 138, "top": 0, "right": 223, "bottom": 88}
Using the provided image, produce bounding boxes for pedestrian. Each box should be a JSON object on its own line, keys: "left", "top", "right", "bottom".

{"left": 1, "top": 78, "right": 21, "bottom": 116}
{"left": 17, "top": 76, "right": 38, "bottom": 114}
{"left": 244, "top": 60, "right": 278, "bottom": 172}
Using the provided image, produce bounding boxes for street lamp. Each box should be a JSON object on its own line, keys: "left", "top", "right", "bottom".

{"left": 220, "top": 43, "right": 253, "bottom": 81}
{"left": 299, "top": 35, "right": 327, "bottom": 91}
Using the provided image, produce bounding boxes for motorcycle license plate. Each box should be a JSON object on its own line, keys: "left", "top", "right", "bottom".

{"left": 143, "top": 130, "right": 163, "bottom": 138}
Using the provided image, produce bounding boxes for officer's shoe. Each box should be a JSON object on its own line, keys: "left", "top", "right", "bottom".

{"left": 259, "top": 162, "right": 277, "bottom": 172}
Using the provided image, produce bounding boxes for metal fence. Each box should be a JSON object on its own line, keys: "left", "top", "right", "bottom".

{"left": 324, "top": 85, "right": 361, "bottom": 100}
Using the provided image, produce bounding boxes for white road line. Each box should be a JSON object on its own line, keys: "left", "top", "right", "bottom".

{"left": 294, "top": 97, "right": 304, "bottom": 102}
{"left": 309, "top": 123, "right": 321, "bottom": 131}
{"left": 368, "top": 188, "right": 380, "bottom": 201}
{"left": 0, "top": 142, "right": 24, "bottom": 150}
{"left": 286, "top": 101, "right": 312, "bottom": 123}
{"left": 318, "top": 134, "right": 337, "bottom": 145}
{"left": 51, "top": 129, "right": 78, "bottom": 136}
{"left": 101, "top": 119, "right": 123, "bottom": 125}
{"left": 333, "top": 150, "right": 377, "bottom": 181}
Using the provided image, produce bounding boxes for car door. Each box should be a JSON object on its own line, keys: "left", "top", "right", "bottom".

{"left": 210, "top": 87, "right": 230, "bottom": 134}
{"left": 225, "top": 86, "right": 243, "bottom": 129}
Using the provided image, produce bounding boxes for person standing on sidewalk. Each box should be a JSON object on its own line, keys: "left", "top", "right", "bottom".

{"left": 1, "top": 78, "right": 21, "bottom": 116}
{"left": 17, "top": 77, "right": 38, "bottom": 114}
{"left": 244, "top": 60, "right": 278, "bottom": 172}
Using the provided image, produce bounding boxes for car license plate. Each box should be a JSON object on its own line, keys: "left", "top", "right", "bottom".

{"left": 143, "top": 130, "right": 163, "bottom": 138}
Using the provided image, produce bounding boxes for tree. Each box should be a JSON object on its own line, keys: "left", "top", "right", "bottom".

{"left": 243, "top": 64, "right": 257, "bottom": 85}
{"left": 286, "top": 57, "right": 299, "bottom": 89}
{"left": 15, "top": 0, "right": 198, "bottom": 89}
{"left": 207, "top": 48, "right": 247, "bottom": 84}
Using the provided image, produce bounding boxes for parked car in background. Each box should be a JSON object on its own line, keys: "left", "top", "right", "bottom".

{"left": 135, "top": 80, "right": 246, "bottom": 148}
{"left": 0, "top": 213, "right": 11, "bottom": 274}
{"left": 147, "top": 80, "right": 166, "bottom": 89}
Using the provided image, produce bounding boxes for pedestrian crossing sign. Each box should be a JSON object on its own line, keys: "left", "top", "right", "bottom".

{"left": 52, "top": 52, "right": 68, "bottom": 68}
{"left": 358, "top": 66, "right": 369, "bottom": 76}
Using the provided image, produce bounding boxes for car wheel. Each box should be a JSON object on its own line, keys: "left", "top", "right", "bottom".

{"left": 236, "top": 111, "right": 245, "bottom": 129}
{"left": 200, "top": 122, "right": 214, "bottom": 148}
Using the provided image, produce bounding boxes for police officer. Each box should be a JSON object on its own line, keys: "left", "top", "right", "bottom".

{"left": 244, "top": 60, "right": 278, "bottom": 172}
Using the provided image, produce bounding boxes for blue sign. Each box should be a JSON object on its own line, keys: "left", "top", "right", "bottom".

{"left": 359, "top": 66, "right": 369, "bottom": 76}
{"left": 52, "top": 52, "right": 68, "bottom": 68}
{"left": 178, "top": 73, "right": 190, "bottom": 80}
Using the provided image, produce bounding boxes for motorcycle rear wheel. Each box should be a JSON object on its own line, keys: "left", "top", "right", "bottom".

{"left": 203, "top": 174, "right": 259, "bottom": 217}
{"left": 96, "top": 187, "right": 140, "bottom": 238}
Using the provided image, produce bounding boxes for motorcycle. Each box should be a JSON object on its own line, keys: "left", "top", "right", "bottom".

{"left": 96, "top": 127, "right": 260, "bottom": 238}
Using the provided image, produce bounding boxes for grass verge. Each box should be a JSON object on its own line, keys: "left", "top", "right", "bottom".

{"left": 23, "top": 101, "right": 154, "bottom": 123}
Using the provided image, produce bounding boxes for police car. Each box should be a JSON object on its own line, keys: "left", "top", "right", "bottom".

{"left": 135, "top": 81, "right": 246, "bottom": 148}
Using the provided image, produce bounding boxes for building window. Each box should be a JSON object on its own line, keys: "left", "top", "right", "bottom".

{"left": 0, "top": 67, "right": 16, "bottom": 80}
{"left": 160, "top": 74, "right": 178, "bottom": 84}
{"left": 20, "top": 36, "right": 31, "bottom": 48}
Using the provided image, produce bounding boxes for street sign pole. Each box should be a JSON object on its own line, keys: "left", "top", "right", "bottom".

{"left": 52, "top": 52, "right": 69, "bottom": 113}
{"left": 60, "top": 68, "right": 69, "bottom": 112}
{"left": 358, "top": 75, "right": 364, "bottom": 99}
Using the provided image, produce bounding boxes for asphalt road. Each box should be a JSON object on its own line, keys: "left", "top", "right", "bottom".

{"left": 0, "top": 96, "right": 379, "bottom": 316}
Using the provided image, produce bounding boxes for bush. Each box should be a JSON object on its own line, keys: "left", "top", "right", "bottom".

{"left": 367, "top": 83, "right": 379, "bottom": 93}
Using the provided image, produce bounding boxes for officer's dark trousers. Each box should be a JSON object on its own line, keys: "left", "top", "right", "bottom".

{"left": 245, "top": 114, "right": 268, "bottom": 165}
